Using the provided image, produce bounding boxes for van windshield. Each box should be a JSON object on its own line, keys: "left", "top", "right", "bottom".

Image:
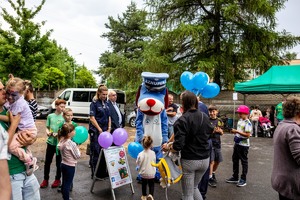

{"left": 60, "top": 91, "right": 71, "bottom": 101}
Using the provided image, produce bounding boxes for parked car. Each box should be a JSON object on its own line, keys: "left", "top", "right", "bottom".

{"left": 126, "top": 111, "right": 136, "bottom": 128}
{"left": 37, "top": 105, "right": 50, "bottom": 119}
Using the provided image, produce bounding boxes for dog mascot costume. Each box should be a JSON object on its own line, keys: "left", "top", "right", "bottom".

{"left": 135, "top": 72, "right": 169, "bottom": 181}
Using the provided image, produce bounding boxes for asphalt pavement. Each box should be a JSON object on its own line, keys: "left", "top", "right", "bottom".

{"left": 35, "top": 129, "right": 278, "bottom": 200}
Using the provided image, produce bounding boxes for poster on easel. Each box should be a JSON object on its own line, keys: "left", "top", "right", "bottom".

{"left": 103, "top": 146, "right": 133, "bottom": 189}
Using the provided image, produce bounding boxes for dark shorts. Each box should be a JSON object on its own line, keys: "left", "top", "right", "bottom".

{"left": 210, "top": 147, "right": 223, "bottom": 163}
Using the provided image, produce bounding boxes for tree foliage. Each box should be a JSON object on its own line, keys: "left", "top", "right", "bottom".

{"left": 146, "top": 0, "right": 300, "bottom": 89}
{"left": 76, "top": 65, "right": 97, "bottom": 88}
{"left": 0, "top": 0, "right": 96, "bottom": 90}
{"left": 0, "top": 0, "right": 50, "bottom": 78}
{"left": 98, "top": 2, "right": 152, "bottom": 100}
{"left": 42, "top": 67, "right": 65, "bottom": 90}
{"left": 99, "top": 0, "right": 300, "bottom": 98}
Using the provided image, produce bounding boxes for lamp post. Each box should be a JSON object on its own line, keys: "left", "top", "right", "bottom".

{"left": 74, "top": 53, "right": 82, "bottom": 87}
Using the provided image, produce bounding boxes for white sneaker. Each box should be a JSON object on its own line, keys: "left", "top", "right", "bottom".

{"left": 147, "top": 194, "right": 154, "bottom": 200}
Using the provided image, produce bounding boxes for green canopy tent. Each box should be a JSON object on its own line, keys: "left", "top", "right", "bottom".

{"left": 235, "top": 65, "right": 300, "bottom": 94}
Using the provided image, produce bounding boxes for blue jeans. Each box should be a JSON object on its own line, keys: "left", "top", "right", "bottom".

{"left": 252, "top": 120, "right": 258, "bottom": 137}
{"left": 61, "top": 163, "right": 75, "bottom": 200}
{"left": 10, "top": 172, "right": 40, "bottom": 200}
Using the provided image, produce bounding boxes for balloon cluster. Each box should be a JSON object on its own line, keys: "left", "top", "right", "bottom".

{"left": 98, "top": 128, "right": 128, "bottom": 149}
{"left": 180, "top": 71, "right": 220, "bottom": 98}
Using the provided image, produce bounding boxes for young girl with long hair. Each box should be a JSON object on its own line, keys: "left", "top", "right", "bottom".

{"left": 57, "top": 123, "right": 80, "bottom": 200}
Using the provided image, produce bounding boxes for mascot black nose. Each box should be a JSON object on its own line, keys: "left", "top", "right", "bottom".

{"left": 146, "top": 99, "right": 156, "bottom": 107}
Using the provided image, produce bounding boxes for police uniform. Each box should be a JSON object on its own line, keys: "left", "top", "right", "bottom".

{"left": 89, "top": 99, "right": 110, "bottom": 178}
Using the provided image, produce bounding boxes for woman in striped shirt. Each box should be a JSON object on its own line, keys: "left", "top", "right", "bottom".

{"left": 24, "top": 80, "right": 37, "bottom": 121}
{"left": 58, "top": 123, "right": 81, "bottom": 200}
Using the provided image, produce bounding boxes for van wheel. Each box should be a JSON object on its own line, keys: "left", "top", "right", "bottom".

{"left": 129, "top": 117, "right": 136, "bottom": 128}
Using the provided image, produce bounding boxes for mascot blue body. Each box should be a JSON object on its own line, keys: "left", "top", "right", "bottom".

{"left": 135, "top": 72, "right": 169, "bottom": 181}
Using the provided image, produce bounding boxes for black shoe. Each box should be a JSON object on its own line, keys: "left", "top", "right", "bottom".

{"left": 236, "top": 179, "right": 247, "bottom": 187}
{"left": 212, "top": 173, "right": 217, "bottom": 182}
{"left": 208, "top": 178, "right": 217, "bottom": 187}
{"left": 226, "top": 176, "right": 239, "bottom": 183}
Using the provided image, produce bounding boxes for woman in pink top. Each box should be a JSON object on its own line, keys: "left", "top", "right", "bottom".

{"left": 249, "top": 105, "right": 262, "bottom": 137}
{"left": 58, "top": 124, "right": 81, "bottom": 200}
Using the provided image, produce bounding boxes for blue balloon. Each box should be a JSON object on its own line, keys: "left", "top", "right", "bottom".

{"left": 127, "top": 142, "right": 143, "bottom": 159}
{"left": 180, "top": 71, "right": 193, "bottom": 90}
{"left": 201, "top": 83, "right": 220, "bottom": 98}
{"left": 192, "top": 72, "right": 209, "bottom": 90}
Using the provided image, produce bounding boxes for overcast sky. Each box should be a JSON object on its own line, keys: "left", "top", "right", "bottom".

{"left": 1, "top": 0, "right": 300, "bottom": 74}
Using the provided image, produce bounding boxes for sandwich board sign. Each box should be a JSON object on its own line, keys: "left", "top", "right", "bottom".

{"left": 90, "top": 146, "right": 134, "bottom": 200}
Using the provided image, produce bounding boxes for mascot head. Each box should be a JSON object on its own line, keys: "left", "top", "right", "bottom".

{"left": 136, "top": 72, "right": 169, "bottom": 116}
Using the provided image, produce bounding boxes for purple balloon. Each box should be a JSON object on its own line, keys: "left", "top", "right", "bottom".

{"left": 98, "top": 131, "right": 113, "bottom": 149}
{"left": 113, "top": 128, "right": 128, "bottom": 146}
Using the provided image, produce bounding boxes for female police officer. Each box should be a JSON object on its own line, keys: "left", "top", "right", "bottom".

{"left": 89, "top": 84, "right": 111, "bottom": 179}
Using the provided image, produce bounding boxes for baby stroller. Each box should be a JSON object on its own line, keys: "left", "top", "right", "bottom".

{"left": 151, "top": 147, "right": 182, "bottom": 200}
{"left": 258, "top": 116, "right": 274, "bottom": 138}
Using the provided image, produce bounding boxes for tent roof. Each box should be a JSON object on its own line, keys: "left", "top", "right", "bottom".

{"left": 234, "top": 65, "right": 300, "bottom": 94}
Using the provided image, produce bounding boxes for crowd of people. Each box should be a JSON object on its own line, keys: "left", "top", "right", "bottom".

{"left": 0, "top": 75, "right": 83, "bottom": 200}
{"left": 0, "top": 77, "right": 299, "bottom": 200}
{"left": 136, "top": 92, "right": 300, "bottom": 200}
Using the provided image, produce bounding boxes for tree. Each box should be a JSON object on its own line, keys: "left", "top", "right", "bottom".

{"left": 98, "top": 2, "right": 152, "bottom": 99}
{"left": 0, "top": 0, "right": 76, "bottom": 90}
{"left": 0, "top": 0, "right": 49, "bottom": 77}
{"left": 146, "top": 0, "right": 300, "bottom": 89}
{"left": 42, "top": 67, "right": 65, "bottom": 90}
{"left": 75, "top": 65, "right": 97, "bottom": 88}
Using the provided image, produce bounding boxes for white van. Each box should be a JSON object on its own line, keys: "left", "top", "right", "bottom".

{"left": 51, "top": 88, "right": 126, "bottom": 120}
